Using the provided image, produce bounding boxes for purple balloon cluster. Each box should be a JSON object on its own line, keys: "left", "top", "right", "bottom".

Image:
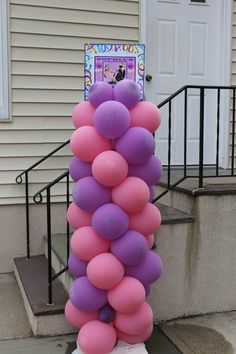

{"left": 66, "top": 80, "right": 163, "bottom": 353}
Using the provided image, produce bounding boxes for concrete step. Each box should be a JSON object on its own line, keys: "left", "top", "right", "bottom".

{"left": 13, "top": 255, "right": 74, "bottom": 336}
{"left": 155, "top": 184, "right": 195, "bottom": 214}
{"left": 155, "top": 175, "right": 236, "bottom": 214}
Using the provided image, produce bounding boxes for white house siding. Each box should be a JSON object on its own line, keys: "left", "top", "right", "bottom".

{"left": 231, "top": 0, "right": 236, "bottom": 165}
{"left": 0, "top": 0, "right": 139, "bottom": 204}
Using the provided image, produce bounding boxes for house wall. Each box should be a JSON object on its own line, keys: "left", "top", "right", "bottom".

{"left": 231, "top": 0, "right": 236, "bottom": 164}
{"left": 0, "top": 0, "right": 139, "bottom": 205}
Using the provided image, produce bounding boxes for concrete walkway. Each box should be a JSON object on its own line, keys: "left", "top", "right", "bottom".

{"left": 0, "top": 273, "right": 31, "bottom": 340}
{"left": 0, "top": 334, "right": 77, "bottom": 354}
{"left": 160, "top": 312, "right": 236, "bottom": 354}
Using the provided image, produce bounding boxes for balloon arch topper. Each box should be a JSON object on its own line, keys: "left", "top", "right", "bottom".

{"left": 66, "top": 79, "right": 163, "bottom": 354}
{"left": 84, "top": 43, "right": 145, "bottom": 101}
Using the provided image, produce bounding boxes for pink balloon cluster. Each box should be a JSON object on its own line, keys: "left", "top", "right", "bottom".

{"left": 66, "top": 80, "right": 163, "bottom": 354}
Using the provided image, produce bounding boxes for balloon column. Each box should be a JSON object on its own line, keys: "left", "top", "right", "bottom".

{"left": 66, "top": 79, "right": 163, "bottom": 354}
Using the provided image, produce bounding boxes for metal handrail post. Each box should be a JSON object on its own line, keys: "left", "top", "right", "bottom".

{"left": 199, "top": 88, "right": 205, "bottom": 188}
{"left": 46, "top": 188, "right": 53, "bottom": 305}
{"left": 184, "top": 87, "right": 188, "bottom": 178}
{"left": 66, "top": 173, "right": 70, "bottom": 263}
{"left": 25, "top": 172, "right": 30, "bottom": 259}
{"left": 167, "top": 101, "right": 172, "bottom": 188}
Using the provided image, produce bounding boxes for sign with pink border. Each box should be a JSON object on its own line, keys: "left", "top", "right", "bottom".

{"left": 84, "top": 43, "right": 145, "bottom": 100}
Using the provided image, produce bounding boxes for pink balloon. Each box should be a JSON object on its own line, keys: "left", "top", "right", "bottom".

{"left": 112, "top": 177, "right": 150, "bottom": 213}
{"left": 87, "top": 253, "right": 124, "bottom": 290}
{"left": 70, "top": 126, "right": 112, "bottom": 162}
{"left": 70, "top": 226, "right": 110, "bottom": 261}
{"left": 67, "top": 203, "right": 92, "bottom": 230}
{"left": 129, "top": 203, "right": 161, "bottom": 236}
{"left": 108, "top": 276, "right": 145, "bottom": 313}
{"left": 130, "top": 101, "right": 161, "bottom": 132}
{"left": 116, "top": 323, "right": 153, "bottom": 344}
{"left": 77, "top": 320, "right": 117, "bottom": 354}
{"left": 92, "top": 151, "right": 128, "bottom": 187}
{"left": 72, "top": 101, "right": 95, "bottom": 128}
{"left": 65, "top": 300, "right": 98, "bottom": 329}
{"left": 114, "top": 302, "right": 153, "bottom": 335}
{"left": 146, "top": 234, "right": 155, "bottom": 250}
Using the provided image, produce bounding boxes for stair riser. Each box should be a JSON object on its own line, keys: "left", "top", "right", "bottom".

{"left": 149, "top": 222, "right": 193, "bottom": 321}
{"left": 150, "top": 194, "right": 236, "bottom": 321}
{"left": 156, "top": 185, "right": 194, "bottom": 214}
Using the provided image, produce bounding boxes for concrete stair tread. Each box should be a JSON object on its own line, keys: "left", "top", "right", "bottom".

{"left": 14, "top": 255, "right": 67, "bottom": 316}
{"left": 156, "top": 202, "right": 194, "bottom": 224}
{"left": 158, "top": 178, "right": 236, "bottom": 196}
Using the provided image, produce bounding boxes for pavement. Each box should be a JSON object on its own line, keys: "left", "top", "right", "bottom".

{"left": 0, "top": 273, "right": 31, "bottom": 340}
{"left": 1, "top": 272, "right": 236, "bottom": 353}
{"left": 160, "top": 312, "right": 236, "bottom": 354}
{"left": 0, "top": 334, "right": 77, "bottom": 354}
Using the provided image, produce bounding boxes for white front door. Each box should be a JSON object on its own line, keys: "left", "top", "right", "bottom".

{"left": 145, "top": 0, "right": 224, "bottom": 165}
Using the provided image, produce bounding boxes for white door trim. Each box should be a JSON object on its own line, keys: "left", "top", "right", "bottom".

{"left": 139, "top": 0, "right": 147, "bottom": 44}
{"left": 219, "top": 0, "right": 233, "bottom": 168}
{"left": 140, "top": 0, "right": 233, "bottom": 168}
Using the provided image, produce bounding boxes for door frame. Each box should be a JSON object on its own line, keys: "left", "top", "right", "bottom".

{"left": 140, "top": 0, "right": 233, "bottom": 168}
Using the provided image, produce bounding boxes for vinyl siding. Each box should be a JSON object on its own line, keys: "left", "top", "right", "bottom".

{"left": 0, "top": 0, "right": 139, "bottom": 204}
{"left": 231, "top": 1, "right": 236, "bottom": 166}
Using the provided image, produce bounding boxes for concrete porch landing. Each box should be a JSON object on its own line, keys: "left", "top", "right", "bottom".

{"left": 161, "top": 312, "right": 236, "bottom": 354}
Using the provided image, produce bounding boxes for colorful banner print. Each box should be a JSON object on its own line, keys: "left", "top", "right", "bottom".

{"left": 84, "top": 43, "right": 145, "bottom": 100}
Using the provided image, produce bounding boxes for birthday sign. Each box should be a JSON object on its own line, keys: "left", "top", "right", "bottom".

{"left": 84, "top": 43, "right": 145, "bottom": 100}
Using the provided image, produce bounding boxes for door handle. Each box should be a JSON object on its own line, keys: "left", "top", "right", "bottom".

{"left": 146, "top": 74, "right": 153, "bottom": 82}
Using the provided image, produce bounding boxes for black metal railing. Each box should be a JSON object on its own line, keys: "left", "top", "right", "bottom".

{"left": 15, "top": 139, "right": 70, "bottom": 259}
{"left": 16, "top": 84, "right": 236, "bottom": 305}
{"left": 152, "top": 85, "right": 236, "bottom": 202}
{"left": 33, "top": 171, "right": 70, "bottom": 305}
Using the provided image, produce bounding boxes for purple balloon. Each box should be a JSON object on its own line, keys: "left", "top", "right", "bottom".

{"left": 88, "top": 81, "right": 113, "bottom": 108}
{"left": 69, "top": 157, "right": 92, "bottom": 182}
{"left": 111, "top": 230, "right": 148, "bottom": 266}
{"left": 99, "top": 305, "right": 115, "bottom": 323}
{"left": 125, "top": 251, "right": 163, "bottom": 285}
{"left": 72, "top": 176, "right": 111, "bottom": 212}
{"left": 144, "top": 283, "right": 151, "bottom": 297}
{"left": 128, "top": 155, "right": 163, "bottom": 185}
{"left": 92, "top": 203, "right": 129, "bottom": 240}
{"left": 93, "top": 101, "right": 131, "bottom": 139}
{"left": 116, "top": 127, "right": 155, "bottom": 164}
{"left": 68, "top": 253, "right": 88, "bottom": 278}
{"left": 70, "top": 276, "right": 107, "bottom": 312}
{"left": 113, "top": 79, "right": 140, "bottom": 109}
